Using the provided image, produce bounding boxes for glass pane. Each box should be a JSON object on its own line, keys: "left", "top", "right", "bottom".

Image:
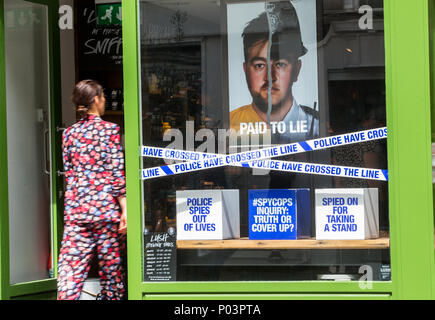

{"left": 4, "top": 0, "right": 52, "bottom": 284}
{"left": 139, "top": 0, "right": 390, "bottom": 282}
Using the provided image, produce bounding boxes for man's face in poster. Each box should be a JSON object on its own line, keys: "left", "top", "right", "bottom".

{"left": 243, "top": 39, "right": 302, "bottom": 114}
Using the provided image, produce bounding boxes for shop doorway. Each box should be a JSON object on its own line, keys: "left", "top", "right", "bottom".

{"left": 72, "top": 0, "right": 125, "bottom": 284}
{"left": 2, "top": 0, "right": 62, "bottom": 293}
{"left": 1, "top": 0, "right": 126, "bottom": 299}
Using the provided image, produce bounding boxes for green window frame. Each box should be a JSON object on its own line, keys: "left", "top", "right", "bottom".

{"left": 1, "top": 0, "right": 433, "bottom": 300}
{"left": 122, "top": 0, "right": 435, "bottom": 300}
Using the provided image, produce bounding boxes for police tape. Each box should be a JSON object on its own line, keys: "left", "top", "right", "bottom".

{"left": 140, "top": 127, "right": 388, "bottom": 180}
{"left": 242, "top": 160, "right": 388, "bottom": 181}
{"left": 142, "top": 159, "right": 387, "bottom": 181}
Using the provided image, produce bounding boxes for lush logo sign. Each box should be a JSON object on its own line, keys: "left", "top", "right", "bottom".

{"left": 5, "top": 8, "right": 42, "bottom": 29}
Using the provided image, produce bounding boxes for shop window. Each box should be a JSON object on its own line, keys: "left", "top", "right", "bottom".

{"left": 140, "top": 0, "right": 390, "bottom": 282}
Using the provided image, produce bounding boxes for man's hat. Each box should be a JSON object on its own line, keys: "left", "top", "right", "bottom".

{"left": 243, "top": 1, "right": 307, "bottom": 59}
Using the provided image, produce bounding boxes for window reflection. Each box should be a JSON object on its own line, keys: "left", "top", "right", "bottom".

{"left": 140, "top": 0, "right": 390, "bottom": 282}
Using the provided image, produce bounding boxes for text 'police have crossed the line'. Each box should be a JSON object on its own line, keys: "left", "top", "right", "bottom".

{"left": 140, "top": 127, "right": 388, "bottom": 180}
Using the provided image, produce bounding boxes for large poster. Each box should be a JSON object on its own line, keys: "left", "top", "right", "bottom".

{"left": 227, "top": 0, "right": 318, "bottom": 144}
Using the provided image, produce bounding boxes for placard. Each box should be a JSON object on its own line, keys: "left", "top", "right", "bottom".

{"left": 176, "top": 190, "right": 240, "bottom": 240}
{"left": 249, "top": 189, "right": 310, "bottom": 240}
{"left": 227, "top": 0, "right": 319, "bottom": 143}
{"left": 380, "top": 264, "right": 391, "bottom": 281}
{"left": 77, "top": 0, "right": 123, "bottom": 71}
{"left": 315, "top": 188, "right": 379, "bottom": 240}
{"left": 144, "top": 231, "right": 176, "bottom": 282}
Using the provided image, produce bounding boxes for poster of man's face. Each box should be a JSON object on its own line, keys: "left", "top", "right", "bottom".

{"left": 227, "top": 0, "right": 319, "bottom": 144}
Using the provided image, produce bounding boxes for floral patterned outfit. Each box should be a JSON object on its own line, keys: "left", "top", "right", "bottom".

{"left": 57, "top": 114, "right": 126, "bottom": 300}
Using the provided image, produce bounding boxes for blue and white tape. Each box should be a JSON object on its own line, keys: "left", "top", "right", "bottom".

{"left": 142, "top": 159, "right": 388, "bottom": 181}
{"left": 141, "top": 127, "right": 388, "bottom": 181}
{"left": 141, "top": 146, "right": 218, "bottom": 161}
{"left": 244, "top": 159, "right": 388, "bottom": 181}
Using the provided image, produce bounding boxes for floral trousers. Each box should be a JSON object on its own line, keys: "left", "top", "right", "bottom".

{"left": 57, "top": 221, "right": 126, "bottom": 300}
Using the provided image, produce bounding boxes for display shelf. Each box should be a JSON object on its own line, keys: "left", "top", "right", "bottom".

{"left": 177, "top": 236, "right": 390, "bottom": 250}
{"left": 105, "top": 110, "right": 124, "bottom": 116}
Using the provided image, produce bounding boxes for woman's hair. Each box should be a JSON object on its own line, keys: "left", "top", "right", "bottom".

{"left": 71, "top": 80, "right": 103, "bottom": 118}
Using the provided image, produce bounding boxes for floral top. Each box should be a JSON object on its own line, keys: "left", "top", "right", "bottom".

{"left": 62, "top": 114, "right": 126, "bottom": 224}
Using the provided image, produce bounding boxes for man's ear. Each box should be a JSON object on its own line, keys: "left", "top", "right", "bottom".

{"left": 292, "top": 59, "right": 302, "bottom": 82}
{"left": 243, "top": 62, "right": 247, "bottom": 74}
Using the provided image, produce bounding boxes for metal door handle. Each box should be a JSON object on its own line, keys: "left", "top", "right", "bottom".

{"left": 44, "top": 128, "right": 50, "bottom": 175}
{"left": 56, "top": 127, "right": 66, "bottom": 176}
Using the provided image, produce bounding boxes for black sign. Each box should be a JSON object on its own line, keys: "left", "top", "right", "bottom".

{"left": 144, "top": 231, "right": 177, "bottom": 282}
{"left": 76, "top": 0, "right": 123, "bottom": 71}
{"left": 380, "top": 264, "right": 391, "bottom": 281}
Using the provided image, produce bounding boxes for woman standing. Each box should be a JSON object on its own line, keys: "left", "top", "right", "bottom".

{"left": 57, "top": 80, "right": 127, "bottom": 300}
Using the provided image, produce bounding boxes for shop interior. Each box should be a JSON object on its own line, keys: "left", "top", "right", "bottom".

{"left": 63, "top": 0, "right": 125, "bottom": 280}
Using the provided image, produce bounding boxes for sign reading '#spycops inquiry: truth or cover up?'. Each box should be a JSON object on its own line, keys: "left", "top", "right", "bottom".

{"left": 249, "top": 189, "right": 311, "bottom": 240}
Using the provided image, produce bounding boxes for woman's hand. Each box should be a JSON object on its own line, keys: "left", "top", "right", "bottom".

{"left": 118, "top": 196, "right": 127, "bottom": 235}
{"left": 119, "top": 210, "right": 127, "bottom": 235}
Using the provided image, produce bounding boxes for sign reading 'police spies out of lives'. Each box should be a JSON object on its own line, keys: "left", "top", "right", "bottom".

{"left": 249, "top": 189, "right": 311, "bottom": 240}
{"left": 176, "top": 190, "right": 240, "bottom": 240}
{"left": 315, "top": 189, "right": 379, "bottom": 240}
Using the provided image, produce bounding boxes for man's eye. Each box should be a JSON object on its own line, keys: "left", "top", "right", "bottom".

{"left": 275, "top": 62, "right": 288, "bottom": 68}
{"left": 254, "top": 63, "right": 265, "bottom": 69}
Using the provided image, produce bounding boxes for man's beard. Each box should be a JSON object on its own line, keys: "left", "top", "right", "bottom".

{"left": 251, "top": 89, "right": 293, "bottom": 114}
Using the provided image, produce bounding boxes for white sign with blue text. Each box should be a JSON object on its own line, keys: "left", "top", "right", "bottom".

{"left": 315, "top": 189, "right": 379, "bottom": 240}
{"left": 249, "top": 189, "right": 311, "bottom": 240}
{"left": 176, "top": 190, "right": 240, "bottom": 240}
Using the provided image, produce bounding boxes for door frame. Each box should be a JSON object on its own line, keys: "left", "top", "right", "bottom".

{"left": 0, "top": 0, "right": 63, "bottom": 300}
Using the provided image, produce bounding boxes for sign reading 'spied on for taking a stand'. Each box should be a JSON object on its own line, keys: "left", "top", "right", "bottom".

{"left": 315, "top": 188, "right": 379, "bottom": 240}
{"left": 176, "top": 190, "right": 240, "bottom": 240}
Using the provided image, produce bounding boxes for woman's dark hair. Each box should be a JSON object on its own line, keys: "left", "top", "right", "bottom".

{"left": 72, "top": 80, "right": 103, "bottom": 118}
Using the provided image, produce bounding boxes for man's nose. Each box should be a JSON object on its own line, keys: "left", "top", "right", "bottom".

{"left": 271, "top": 65, "right": 278, "bottom": 81}
{"left": 263, "top": 64, "right": 278, "bottom": 82}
